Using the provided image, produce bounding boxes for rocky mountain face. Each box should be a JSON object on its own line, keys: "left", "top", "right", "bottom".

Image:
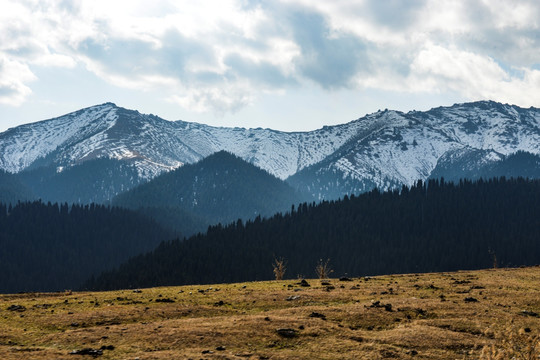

{"left": 1, "top": 100, "right": 539, "bottom": 202}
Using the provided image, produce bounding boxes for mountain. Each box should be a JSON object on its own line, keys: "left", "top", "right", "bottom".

{"left": 0, "top": 201, "right": 172, "bottom": 293}
{"left": 85, "top": 177, "right": 540, "bottom": 290}
{"left": 287, "top": 102, "right": 540, "bottom": 199}
{"left": 0, "top": 103, "right": 359, "bottom": 181}
{"left": 0, "top": 170, "right": 33, "bottom": 204}
{"left": 1, "top": 101, "right": 540, "bottom": 202}
{"left": 113, "top": 151, "right": 305, "bottom": 234}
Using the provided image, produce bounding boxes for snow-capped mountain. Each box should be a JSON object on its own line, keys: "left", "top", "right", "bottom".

{"left": 1, "top": 100, "right": 540, "bottom": 201}
{"left": 0, "top": 103, "right": 362, "bottom": 181}
{"left": 288, "top": 101, "right": 540, "bottom": 199}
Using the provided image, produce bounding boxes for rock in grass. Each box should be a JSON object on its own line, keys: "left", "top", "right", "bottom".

{"left": 520, "top": 310, "right": 539, "bottom": 317}
{"left": 308, "top": 312, "right": 326, "bottom": 320}
{"left": 464, "top": 297, "right": 478, "bottom": 303}
{"left": 69, "top": 348, "right": 103, "bottom": 357}
{"left": 155, "top": 298, "right": 175, "bottom": 303}
{"left": 7, "top": 305, "right": 26, "bottom": 312}
{"left": 276, "top": 328, "right": 298, "bottom": 338}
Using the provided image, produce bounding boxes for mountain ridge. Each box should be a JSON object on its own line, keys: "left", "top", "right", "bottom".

{"left": 287, "top": 102, "right": 540, "bottom": 198}
{"left": 0, "top": 102, "right": 364, "bottom": 180}
{"left": 1, "top": 101, "right": 540, "bottom": 201}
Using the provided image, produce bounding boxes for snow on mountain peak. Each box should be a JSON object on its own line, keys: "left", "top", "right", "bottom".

{"left": 1, "top": 101, "right": 540, "bottom": 195}
{"left": 0, "top": 104, "right": 118, "bottom": 173}
{"left": 288, "top": 101, "right": 540, "bottom": 198}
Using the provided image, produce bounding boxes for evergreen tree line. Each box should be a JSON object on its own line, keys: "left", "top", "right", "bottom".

{"left": 0, "top": 201, "right": 172, "bottom": 293}
{"left": 85, "top": 177, "right": 540, "bottom": 291}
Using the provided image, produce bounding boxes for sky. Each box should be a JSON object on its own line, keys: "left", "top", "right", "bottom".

{"left": 0, "top": 0, "right": 539, "bottom": 133}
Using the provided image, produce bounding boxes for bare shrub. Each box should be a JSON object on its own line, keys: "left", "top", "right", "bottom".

{"left": 315, "top": 259, "right": 333, "bottom": 279}
{"left": 272, "top": 257, "right": 287, "bottom": 280}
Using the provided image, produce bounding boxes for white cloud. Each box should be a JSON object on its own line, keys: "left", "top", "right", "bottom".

{"left": 409, "top": 44, "right": 508, "bottom": 93}
{"left": 0, "top": 0, "right": 539, "bottom": 112}
{"left": 0, "top": 55, "right": 36, "bottom": 105}
{"left": 33, "top": 53, "right": 77, "bottom": 68}
{"left": 168, "top": 84, "right": 254, "bottom": 116}
{"left": 408, "top": 45, "right": 540, "bottom": 106}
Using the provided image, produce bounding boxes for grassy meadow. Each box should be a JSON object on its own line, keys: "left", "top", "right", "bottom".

{"left": 1, "top": 266, "right": 539, "bottom": 359}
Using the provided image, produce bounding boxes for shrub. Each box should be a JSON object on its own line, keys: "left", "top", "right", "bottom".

{"left": 272, "top": 257, "right": 287, "bottom": 280}
{"left": 315, "top": 259, "right": 333, "bottom": 279}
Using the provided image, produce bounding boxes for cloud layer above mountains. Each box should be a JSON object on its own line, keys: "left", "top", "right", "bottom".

{"left": 1, "top": 0, "right": 539, "bottom": 129}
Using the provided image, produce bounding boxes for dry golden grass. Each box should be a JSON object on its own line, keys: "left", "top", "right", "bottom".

{"left": 1, "top": 266, "right": 539, "bottom": 359}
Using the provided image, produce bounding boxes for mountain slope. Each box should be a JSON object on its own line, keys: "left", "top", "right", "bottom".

{"left": 113, "top": 151, "right": 306, "bottom": 233}
{"left": 0, "top": 104, "right": 118, "bottom": 174}
{"left": 0, "top": 170, "right": 34, "bottom": 204}
{"left": 17, "top": 158, "right": 142, "bottom": 204}
{"left": 429, "top": 150, "right": 540, "bottom": 182}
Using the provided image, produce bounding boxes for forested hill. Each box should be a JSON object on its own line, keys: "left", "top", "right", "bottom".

{"left": 113, "top": 151, "right": 306, "bottom": 234}
{"left": 86, "top": 177, "right": 540, "bottom": 291}
{"left": 0, "top": 201, "right": 172, "bottom": 293}
{"left": 17, "top": 157, "right": 143, "bottom": 205}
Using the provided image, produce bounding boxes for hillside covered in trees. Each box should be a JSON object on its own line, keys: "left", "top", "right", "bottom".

{"left": 0, "top": 170, "right": 33, "bottom": 204}
{"left": 113, "top": 151, "right": 306, "bottom": 235}
{"left": 0, "top": 201, "right": 172, "bottom": 293}
{"left": 429, "top": 150, "right": 540, "bottom": 183}
{"left": 17, "top": 158, "right": 143, "bottom": 205}
{"left": 86, "top": 177, "right": 540, "bottom": 290}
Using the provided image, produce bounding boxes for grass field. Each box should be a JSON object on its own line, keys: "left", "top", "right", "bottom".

{"left": 1, "top": 266, "right": 539, "bottom": 359}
